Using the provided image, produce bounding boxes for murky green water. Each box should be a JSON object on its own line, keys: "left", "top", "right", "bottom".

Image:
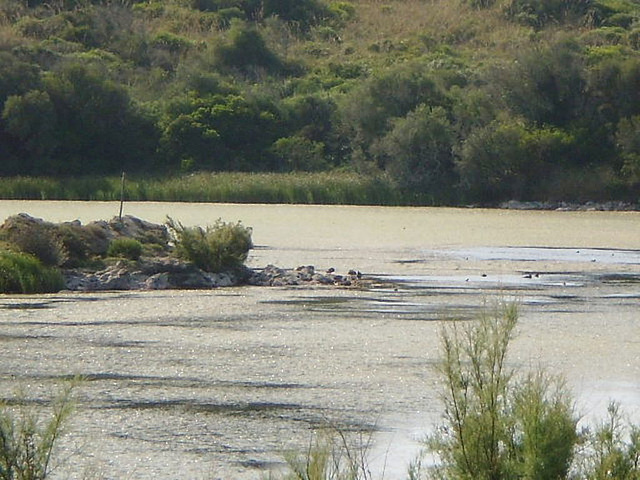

{"left": 0, "top": 202, "right": 638, "bottom": 479}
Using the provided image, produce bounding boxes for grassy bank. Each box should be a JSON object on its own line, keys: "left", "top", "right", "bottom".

{"left": 0, "top": 172, "right": 419, "bottom": 205}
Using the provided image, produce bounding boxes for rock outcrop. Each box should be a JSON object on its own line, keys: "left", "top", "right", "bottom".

{"left": 63, "top": 258, "right": 245, "bottom": 291}
{"left": 63, "top": 262, "right": 372, "bottom": 291}
{"left": 248, "top": 264, "right": 368, "bottom": 288}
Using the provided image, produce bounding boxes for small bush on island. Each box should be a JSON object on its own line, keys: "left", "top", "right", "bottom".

{"left": 166, "top": 216, "right": 253, "bottom": 273}
{"left": 106, "top": 237, "right": 143, "bottom": 261}
{"left": 0, "top": 250, "right": 64, "bottom": 294}
{"left": 0, "top": 219, "right": 67, "bottom": 267}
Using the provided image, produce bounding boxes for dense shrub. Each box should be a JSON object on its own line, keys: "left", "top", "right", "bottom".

{"left": 339, "top": 63, "right": 447, "bottom": 149}
{"left": 372, "top": 104, "right": 456, "bottom": 201}
{"left": 2, "top": 90, "right": 58, "bottom": 172}
{"left": 270, "top": 135, "right": 327, "bottom": 171}
{"left": 166, "top": 217, "right": 253, "bottom": 273}
{"left": 464, "top": 0, "right": 496, "bottom": 8}
{"left": 486, "top": 39, "right": 586, "bottom": 128}
{"left": 260, "top": 0, "right": 329, "bottom": 30}
{"left": 586, "top": 56, "right": 640, "bottom": 122}
{"left": 456, "top": 120, "right": 575, "bottom": 202}
{"left": 1, "top": 64, "right": 160, "bottom": 176}
{"left": 505, "top": 0, "right": 596, "bottom": 28}
{"left": 0, "top": 250, "right": 64, "bottom": 294}
{"left": 427, "top": 304, "right": 578, "bottom": 480}
{"left": 213, "top": 22, "right": 285, "bottom": 77}
{"left": 617, "top": 115, "right": 640, "bottom": 186}
{"left": 0, "top": 218, "right": 67, "bottom": 267}
{"left": 107, "top": 237, "right": 143, "bottom": 260}
{"left": 190, "top": 0, "right": 330, "bottom": 30}
{"left": 160, "top": 93, "right": 284, "bottom": 171}
{"left": 283, "top": 94, "right": 337, "bottom": 144}
{"left": 0, "top": 52, "right": 42, "bottom": 104}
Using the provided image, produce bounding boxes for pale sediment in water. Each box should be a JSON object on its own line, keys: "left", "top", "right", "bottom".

{"left": 0, "top": 202, "right": 637, "bottom": 479}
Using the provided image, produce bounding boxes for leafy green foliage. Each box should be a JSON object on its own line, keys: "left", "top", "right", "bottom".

{"left": 107, "top": 237, "right": 143, "bottom": 260}
{"left": 340, "top": 62, "right": 447, "bottom": 147}
{"left": 283, "top": 94, "right": 337, "bottom": 144}
{"left": 505, "top": 0, "right": 596, "bottom": 28}
{"left": 0, "top": 218, "right": 67, "bottom": 267}
{"left": 457, "top": 121, "right": 576, "bottom": 202}
{"left": 1, "top": 0, "right": 640, "bottom": 204}
{"left": 213, "top": 22, "right": 286, "bottom": 77}
{"left": 160, "top": 93, "right": 283, "bottom": 170}
{"left": 487, "top": 39, "right": 586, "bottom": 127}
{"left": 428, "top": 304, "right": 579, "bottom": 480}
{"left": 191, "top": 0, "right": 330, "bottom": 30}
{"left": 2, "top": 90, "right": 58, "bottom": 172}
{"left": 372, "top": 105, "right": 456, "bottom": 201}
{"left": 0, "top": 53, "right": 42, "bottom": 104}
{"left": 617, "top": 115, "right": 640, "bottom": 186}
{"left": 0, "top": 250, "right": 64, "bottom": 294}
{"left": 271, "top": 135, "right": 327, "bottom": 171}
{"left": 580, "top": 402, "right": 640, "bottom": 480}
{"left": 1, "top": 63, "right": 159, "bottom": 176}
{"left": 166, "top": 217, "right": 253, "bottom": 273}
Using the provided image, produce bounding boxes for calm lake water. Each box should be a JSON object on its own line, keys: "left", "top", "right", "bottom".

{"left": 0, "top": 201, "right": 638, "bottom": 479}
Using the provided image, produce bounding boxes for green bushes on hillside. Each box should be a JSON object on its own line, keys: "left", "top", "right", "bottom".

{"left": 0, "top": 0, "right": 639, "bottom": 204}
{"left": 1, "top": 63, "right": 159, "bottom": 176}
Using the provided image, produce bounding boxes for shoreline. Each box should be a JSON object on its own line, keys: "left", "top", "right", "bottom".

{"left": 497, "top": 200, "right": 639, "bottom": 211}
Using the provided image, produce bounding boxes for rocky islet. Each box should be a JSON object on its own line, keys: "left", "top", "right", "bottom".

{"left": 0, "top": 213, "right": 373, "bottom": 292}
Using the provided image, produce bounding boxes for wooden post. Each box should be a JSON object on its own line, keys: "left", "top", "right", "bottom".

{"left": 119, "top": 171, "right": 125, "bottom": 221}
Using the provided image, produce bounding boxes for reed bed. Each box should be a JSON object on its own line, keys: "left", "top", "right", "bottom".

{"left": 0, "top": 172, "right": 410, "bottom": 205}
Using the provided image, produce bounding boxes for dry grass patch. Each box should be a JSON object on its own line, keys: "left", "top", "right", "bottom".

{"left": 325, "top": 0, "right": 536, "bottom": 66}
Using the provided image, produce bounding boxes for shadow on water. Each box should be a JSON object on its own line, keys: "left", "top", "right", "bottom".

{"left": 3, "top": 372, "right": 312, "bottom": 391}
{"left": 1, "top": 301, "right": 54, "bottom": 310}
{"left": 0, "top": 293, "right": 141, "bottom": 311}
{"left": 599, "top": 273, "right": 640, "bottom": 284}
{"left": 261, "top": 294, "right": 480, "bottom": 321}
{"left": 106, "top": 399, "right": 309, "bottom": 415}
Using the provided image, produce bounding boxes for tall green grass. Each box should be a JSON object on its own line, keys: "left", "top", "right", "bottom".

{"left": 0, "top": 172, "right": 410, "bottom": 205}
{"left": 0, "top": 176, "right": 120, "bottom": 201}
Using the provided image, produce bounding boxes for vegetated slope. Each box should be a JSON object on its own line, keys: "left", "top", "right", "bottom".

{"left": 0, "top": 0, "right": 639, "bottom": 205}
